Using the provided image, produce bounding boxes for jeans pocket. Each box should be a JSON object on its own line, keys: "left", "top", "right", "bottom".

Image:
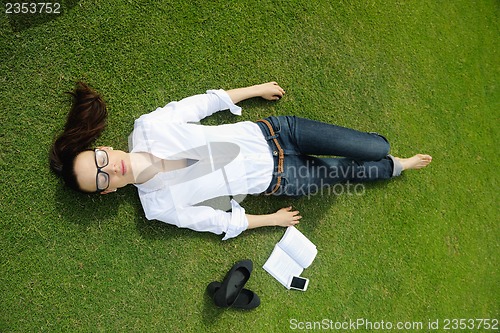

{"left": 278, "top": 177, "right": 302, "bottom": 198}
{"left": 267, "top": 116, "right": 282, "bottom": 135}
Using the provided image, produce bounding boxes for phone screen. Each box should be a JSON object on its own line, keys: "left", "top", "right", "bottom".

{"left": 290, "top": 277, "right": 307, "bottom": 289}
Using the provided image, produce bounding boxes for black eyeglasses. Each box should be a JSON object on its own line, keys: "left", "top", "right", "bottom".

{"left": 94, "top": 149, "right": 110, "bottom": 192}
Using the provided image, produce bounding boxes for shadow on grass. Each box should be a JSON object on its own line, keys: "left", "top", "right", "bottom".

{"left": 240, "top": 178, "right": 397, "bottom": 239}
{"left": 132, "top": 198, "right": 224, "bottom": 243}
{"left": 201, "top": 291, "right": 226, "bottom": 325}
{"left": 131, "top": 181, "right": 396, "bottom": 242}
{"left": 245, "top": 194, "right": 337, "bottom": 235}
{"left": 3, "top": 0, "right": 80, "bottom": 32}
{"left": 55, "top": 173, "right": 397, "bottom": 238}
{"left": 54, "top": 183, "right": 128, "bottom": 226}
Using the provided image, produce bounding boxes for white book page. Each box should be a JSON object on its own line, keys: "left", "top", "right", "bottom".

{"left": 278, "top": 226, "right": 318, "bottom": 268}
{"left": 263, "top": 246, "right": 304, "bottom": 287}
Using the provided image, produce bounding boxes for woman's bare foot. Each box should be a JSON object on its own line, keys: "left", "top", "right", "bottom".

{"left": 395, "top": 154, "right": 432, "bottom": 171}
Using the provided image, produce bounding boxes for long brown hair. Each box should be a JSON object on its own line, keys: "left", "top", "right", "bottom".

{"left": 50, "top": 82, "right": 107, "bottom": 192}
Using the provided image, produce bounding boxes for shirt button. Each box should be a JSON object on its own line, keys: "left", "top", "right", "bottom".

{"left": 273, "top": 150, "right": 278, "bottom": 156}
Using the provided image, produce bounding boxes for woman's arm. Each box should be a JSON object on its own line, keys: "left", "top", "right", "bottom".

{"left": 246, "top": 206, "right": 301, "bottom": 229}
{"left": 226, "top": 82, "right": 286, "bottom": 104}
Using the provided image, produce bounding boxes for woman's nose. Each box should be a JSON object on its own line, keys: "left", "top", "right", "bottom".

{"left": 104, "top": 163, "right": 117, "bottom": 174}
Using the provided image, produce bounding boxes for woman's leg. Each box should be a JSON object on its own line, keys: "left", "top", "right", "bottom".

{"left": 267, "top": 116, "right": 395, "bottom": 196}
{"left": 279, "top": 155, "right": 397, "bottom": 196}
{"left": 262, "top": 116, "right": 431, "bottom": 197}
{"left": 286, "top": 116, "right": 391, "bottom": 161}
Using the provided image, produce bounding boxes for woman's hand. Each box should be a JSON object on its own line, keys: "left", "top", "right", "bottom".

{"left": 254, "top": 82, "right": 286, "bottom": 101}
{"left": 246, "top": 206, "right": 301, "bottom": 230}
{"left": 226, "top": 81, "right": 285, "bottom": 104}
{"left": 272, "top": 206, "right": 301, "bottom": 227}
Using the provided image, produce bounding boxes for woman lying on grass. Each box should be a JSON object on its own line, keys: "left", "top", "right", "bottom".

{"left": 50, "top": 81, "right": 431, "bottom": 240}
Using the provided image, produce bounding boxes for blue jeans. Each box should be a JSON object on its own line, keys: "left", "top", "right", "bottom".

{"left": 256, "top": 116, "right": 397, "bottom": 197}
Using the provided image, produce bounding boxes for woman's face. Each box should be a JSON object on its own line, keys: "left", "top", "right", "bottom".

{"left": 73, "top": 147, "right": 133, "bottom": 194}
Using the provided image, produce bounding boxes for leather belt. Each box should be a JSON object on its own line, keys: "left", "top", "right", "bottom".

{"left": 257, "top": 119, "right": 284, "bottom": 195}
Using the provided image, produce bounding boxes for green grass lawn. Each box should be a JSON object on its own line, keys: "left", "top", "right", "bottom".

{"left": 1, "top": 0, "right": 498, "bottom": 332}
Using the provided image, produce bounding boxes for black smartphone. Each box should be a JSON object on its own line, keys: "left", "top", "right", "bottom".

{"left": 287, "top": 276, "right": 309, "bottom": 291}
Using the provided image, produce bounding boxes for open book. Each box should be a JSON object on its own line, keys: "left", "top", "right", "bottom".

{"left": 263, "top": 226, "right": 317, "bottom": 288}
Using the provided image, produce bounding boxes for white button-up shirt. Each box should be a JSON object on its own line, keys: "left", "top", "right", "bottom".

{"left": 129, "top": 89, "right": 274, "bottom": 240}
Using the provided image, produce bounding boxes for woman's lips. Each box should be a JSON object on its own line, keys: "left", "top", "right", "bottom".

{"left": 121, "top": 160, "right": 126, "bottom": 175}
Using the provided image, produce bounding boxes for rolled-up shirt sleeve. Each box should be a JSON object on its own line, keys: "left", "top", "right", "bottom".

{"left": 141, "top": 196, "right": 249, "bottom": 240}
{"left": 222, "top": 200, "right": 248, "bottom": 240}
{"left": 149, "top": 89, "right": 242, "bottom": 124}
